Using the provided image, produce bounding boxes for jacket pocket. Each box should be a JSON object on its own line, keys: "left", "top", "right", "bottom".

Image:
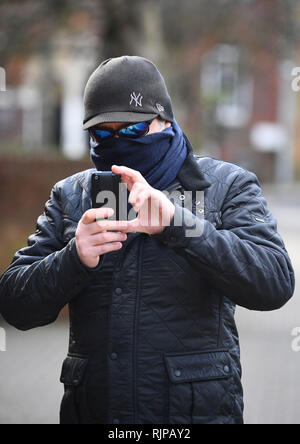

{"left": 164, "top": 351, "right": 233, "bottom": 424}
{"left": 59, "top": 356, "right": 89, "bottom": 424}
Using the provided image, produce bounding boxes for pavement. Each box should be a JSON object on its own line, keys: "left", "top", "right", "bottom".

{"left": 235, "top": 183, "right": 300, "bottom": 424}
{"left": 0, "top": 183, "right": 299, "bottom": 424}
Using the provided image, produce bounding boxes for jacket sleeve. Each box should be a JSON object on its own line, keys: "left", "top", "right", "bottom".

{"left": 153, "top": 171, "right": 295, "bottom": 311}
{"left": 0, "top": 185, "right": 102, "bottom": 331}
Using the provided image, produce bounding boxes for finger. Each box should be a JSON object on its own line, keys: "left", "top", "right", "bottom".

{"left": 121, "top": 175, "right": 135, "bottom": 192}
{"left": 129, "top": 183, "right": 147, "bottom": 207}
{"left": 96, "top": 219, "right": 129, "bottom": 232}
{"left": 112, "top": 165, "right": 147, "bottom": 185}
{"left": 81, "top": 207, "right": 114, "bottom": 225}
{"left": 131, "top": 190, "right": 150, "bottom": 212}
{"left": 93, "top": 242, "right": 123, "bottom": 256}
{"left": 81, "top": 221, "right": 105, "bottom": 236}
{"left": 91, "top": 231, "right": 127, "bottom": 246}
{"left": 125, "top": 218, "right": 145, "bottom": 233}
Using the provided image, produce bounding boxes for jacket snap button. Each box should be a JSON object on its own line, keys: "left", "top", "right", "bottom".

{"left": 113, "top": 418, "right": 120, "bottom": 424}
{"left": 115, "top": 288, "right": 122, "bottom": 295}
{"left": 224, "top": 365, "right": 230, "bottom": 373}
{"left": 174, "top": 369, "right": 182, "bottom": 377}
{"left": 111, "top": 352, "right": 118, "bottom": 360}
{"left": 170, "top": 236, "right": 177, "bottom": 243}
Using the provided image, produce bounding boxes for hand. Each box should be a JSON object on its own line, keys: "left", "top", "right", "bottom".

{"left": 112, "top": 165, "right": 175, "bottom": 236}
{"left": 75, "top": 207, "right": 128, "bottom": 269}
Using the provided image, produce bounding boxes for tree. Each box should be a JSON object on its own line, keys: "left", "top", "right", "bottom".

{"left": 100, "top": 0, "right": 144, "bottom": 59}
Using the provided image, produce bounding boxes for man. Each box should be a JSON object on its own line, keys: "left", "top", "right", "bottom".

{"left": 0, "top": 56, "right": 295, "bottom": 425}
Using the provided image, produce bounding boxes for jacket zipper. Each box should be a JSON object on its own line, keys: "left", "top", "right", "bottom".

{"left": 133, "top": 237, "right": 144, "bottom": 423}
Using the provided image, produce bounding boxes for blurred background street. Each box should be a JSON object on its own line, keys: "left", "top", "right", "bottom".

{"left": 236, "top": 183, "right": 300, "bottom": 425}
{"left": 0, "top": 0, "right": 300, "bottom": 424}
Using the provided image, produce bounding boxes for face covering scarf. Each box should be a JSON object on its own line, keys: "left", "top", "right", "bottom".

{"left": 90, "top": 119, "right": 188, "bottom": 192}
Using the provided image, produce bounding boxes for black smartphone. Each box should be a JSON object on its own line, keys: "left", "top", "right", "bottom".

{"left": 91, "top": 172, "right": 127, "bottom": 220}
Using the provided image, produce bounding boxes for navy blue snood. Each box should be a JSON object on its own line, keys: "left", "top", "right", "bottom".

{"left": 90, "top": 119, "right": 187, "bottom": 191}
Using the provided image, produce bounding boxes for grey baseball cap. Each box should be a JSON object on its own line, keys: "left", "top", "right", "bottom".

{"left": 83, "top": 56, "right": 174, "bottom": 130}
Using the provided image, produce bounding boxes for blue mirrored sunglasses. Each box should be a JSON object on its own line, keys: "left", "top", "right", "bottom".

{"left": 89, "top": 119, "right": 155, "bottom": 144}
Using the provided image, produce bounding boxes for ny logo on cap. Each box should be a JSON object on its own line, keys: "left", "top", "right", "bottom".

{"left": 130, "top": 92, "right": 143, "bottom": 108}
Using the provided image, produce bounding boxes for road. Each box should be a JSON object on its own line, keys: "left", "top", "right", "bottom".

{"left": 0, "top": 183, "right": 299, "bottom": 424}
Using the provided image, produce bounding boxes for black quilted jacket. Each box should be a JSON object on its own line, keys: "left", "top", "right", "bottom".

{"left": 0, "top": 140, "right": 295, "bottom": 424}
